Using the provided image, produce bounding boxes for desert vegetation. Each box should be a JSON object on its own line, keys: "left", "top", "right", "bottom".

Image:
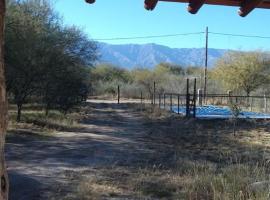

{"left": 91, "top": 52, "right": 270, "bottom": 100}
{"left": 5, "top": 0, "right": 97, "bottom": 122}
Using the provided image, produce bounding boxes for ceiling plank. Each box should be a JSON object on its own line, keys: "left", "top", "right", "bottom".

{"left": 145, "top": 0, "right": 159, "bottom": 10}
{"left": 188, "top": 0, "right": 206, "bottom": 14}
{"left": 239, "top": 0, "right": 264, "bottom": 17}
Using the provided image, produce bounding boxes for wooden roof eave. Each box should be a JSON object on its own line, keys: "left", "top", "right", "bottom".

{"left": 160, "top": 0, "right": 269, "bottom": 16}
{"left": 85, "top": 0, "right": 95, "bottom": 3}
{"left": 85, "top": 0, "right": 270, "bottom": 17}
{"left": 160, "top": 0, "right": 270, "bottom": 9}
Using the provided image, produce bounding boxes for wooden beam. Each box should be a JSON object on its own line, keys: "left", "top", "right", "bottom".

{"left": 160, "top": 0, "right": 270, "bottom": 9}
{"left": 85, "top": 0, "right": 95, "bottom": 4}
{"left": 238, "top": 0, "right": 263, "bottom": 17}
{"left": 188, "top": 0, "right": 206, "bottom": 14}
{"left": 144, "top": 0, "right": 159, "bottom": 10}
{"left": 0, "top": 0, "right": 8, "bottom": 199}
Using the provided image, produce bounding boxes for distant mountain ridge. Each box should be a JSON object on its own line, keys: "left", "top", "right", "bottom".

{"left": 97, "top": 42, "right": 227, "bottom": 69}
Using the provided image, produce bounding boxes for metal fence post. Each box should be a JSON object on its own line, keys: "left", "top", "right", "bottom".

{"left": 159, "top": 94, "right": 161, "bottom": 108}
{"left": 186, "top": 78, "right": 190, "bottom": 117}
{"left": 153, "top": 81, "right": 156, "bottom": 106}
{"left": 193, "top": 78, "right": 197, "bottom": 118}
{"left": 227, "top": 90, "right": 232, "bottom": 104}
{"left": 164, "top": 93, "right": 166, "bottom": 109}
{"left": 118, "top": 85, "right": 120, "bottom": 104}
{"left": 170, "top": 94, "right": 173, "bottom": 112}
{"left": 264, "top": 94, "right": 267, "bottom": 113}
{"left": 177, "top": 94, "right": 180, "bottom": 114}
{"left": 141, "top": 91, "right": 143, "bottom": 105}
{"left": 198, "top": 89, "right": 203, "bottom": 106}
{"left": 250, "top": 97, "right": 253, "bottom": 111}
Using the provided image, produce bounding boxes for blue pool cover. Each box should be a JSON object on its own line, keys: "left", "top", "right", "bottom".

{"left": 171, "top": 105, "right": 270, "bottom": 119}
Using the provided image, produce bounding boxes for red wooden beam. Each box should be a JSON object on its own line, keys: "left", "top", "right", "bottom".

{"left": 84, "top": 0, "right": 270, "bottom": 16}
{"left": 85, "top": 0, "right": 95, "bottom": 4}
{"left": 160, "top": 0, "right": 270, "bottom": 9}
{"left": 188, "top": 0, "right": 206, "bottom": 14}
{"left": 238, "top": 0, "right": 263, "bottom": 17}
{"left": 145, "top": 0, "right": 159, "bottom": 10}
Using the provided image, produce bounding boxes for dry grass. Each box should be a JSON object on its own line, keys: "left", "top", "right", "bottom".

{"left": 72, "top": 105, "right": 270, "bottom": 200}
{"left": 8, "top": 102, "right": 270, "bottom": 199}
{"left": 74, "top": 161, "right": 270, "bottom": 199}
{"left": 8, "top": 104, "right": 83, "bottom": 135}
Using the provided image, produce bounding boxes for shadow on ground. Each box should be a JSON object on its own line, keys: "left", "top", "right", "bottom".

{"left": 6, "top": 101, "right": 270, "bottom": 199}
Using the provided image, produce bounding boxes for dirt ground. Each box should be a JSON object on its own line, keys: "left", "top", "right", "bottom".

{"left": 5, "top": 100, "right": 270, "bottom": 199}
{"left": 6, "top": 100, "right": 173, "bottom": 199}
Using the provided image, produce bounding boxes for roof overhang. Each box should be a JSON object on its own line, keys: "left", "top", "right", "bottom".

{"left": 85, "top": 0, "right": 270, "bottom": 17}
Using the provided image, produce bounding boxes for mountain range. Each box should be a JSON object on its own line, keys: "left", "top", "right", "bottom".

{"left": 97, "top": 42, "right": 227, "bottom": 69}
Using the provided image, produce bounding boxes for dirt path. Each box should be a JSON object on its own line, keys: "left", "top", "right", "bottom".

{"left": 5, "top": 100, "right": 165, "bottom": 200}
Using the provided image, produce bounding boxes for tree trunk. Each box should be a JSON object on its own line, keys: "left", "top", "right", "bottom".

{"left": 0, "top": 0, "right": 8, "bottom": 199}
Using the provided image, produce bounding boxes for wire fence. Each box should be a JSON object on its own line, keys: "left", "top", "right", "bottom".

{"left": 116, "top": 80, "right": 270, "bottom": 119}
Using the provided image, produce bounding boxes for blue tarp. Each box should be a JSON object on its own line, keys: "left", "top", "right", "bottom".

{"left": 171, "top": 105, "right": 270, "bottom": 119}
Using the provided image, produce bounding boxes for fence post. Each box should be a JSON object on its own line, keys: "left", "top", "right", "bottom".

{"left": 198, "top": 89, "right": 203, "bottom": 106}
{"left": 186, "top": 78, "right": 190, "bottom": 117}
{"left": 118, "top": 85, "right": 120, "bottom": 104}
{"left": 140, "top": 91, "right": 143, "bottom": 105}
{"left": 264, "top": 94, "right": 267, "bottom": 113}
{"left": 178, "top": 94, "right": 180, "bottom": 114}
{"left": 140, "top": 91, "right": 143, "bottom": 111}
{"left": 193, "top": 78, "right": 197, "bottom": 118}
{"left": 159, "top": 94, "right": 161, "bottom": 108}
{"left": 221, "top": 97, "right": 223, "bottom": 105}
{"left": 170, "top": 94, "right": 173, "bottom": 112}
{"left": 153, "top": 81, "right": 156, "bottom": 106}
{"left": 164, "top": 93, "right": 166, "bottom": 109}
{"left": 250, "top": 97, "right": 253, "bottom": 112}
{"left": 227, "top": 90, "right": 232, "bottom": 104}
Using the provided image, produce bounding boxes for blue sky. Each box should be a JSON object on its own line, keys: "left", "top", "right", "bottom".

{"left": 52, "top": 0, "right": 270, "bottom": 50}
